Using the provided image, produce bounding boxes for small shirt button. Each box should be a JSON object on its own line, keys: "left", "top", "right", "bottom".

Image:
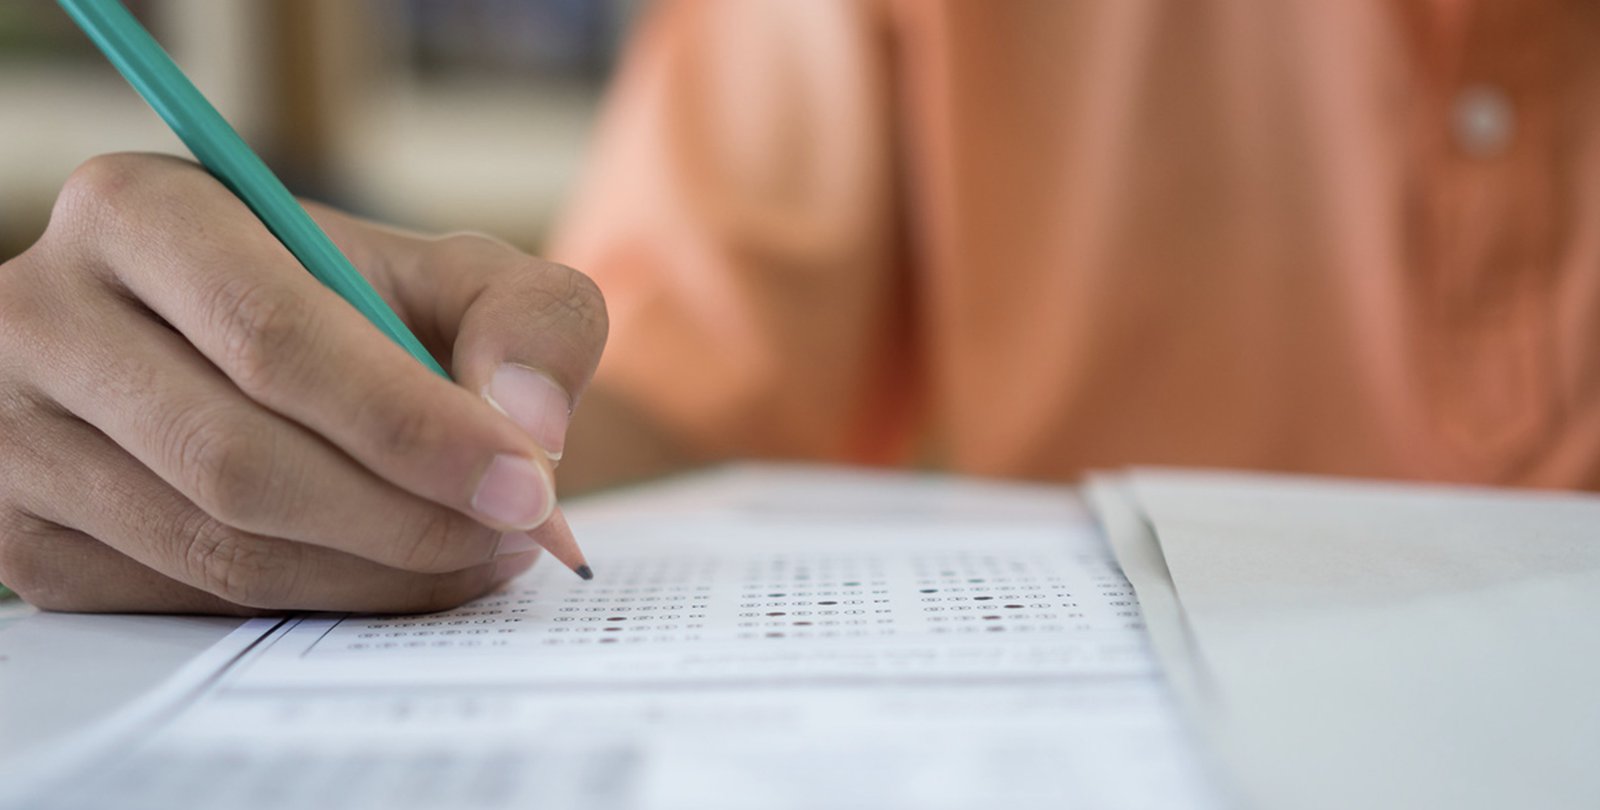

{"left": 1452, "top": 85, "right": 1515, "bottom": 157}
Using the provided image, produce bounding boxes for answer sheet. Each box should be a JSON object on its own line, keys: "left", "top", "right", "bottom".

{"left": 4, "top": 468, "right": 1224, "bottom": 810}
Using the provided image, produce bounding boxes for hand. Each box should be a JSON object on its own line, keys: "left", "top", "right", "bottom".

{"left": 0, "top": 154, "right": 607, "bottom": 614}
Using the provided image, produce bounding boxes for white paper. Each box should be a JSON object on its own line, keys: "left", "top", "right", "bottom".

{"left": 1118, "top": 469, "right": 1600, "bottom": 810}
{"left": 1081, "top": 477, "right": 1215, "bottom": 717}
{"left": 5, "top": 467, "right": 1224, "bottom": 810}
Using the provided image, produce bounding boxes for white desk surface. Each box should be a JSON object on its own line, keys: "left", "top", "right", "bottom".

{"left": 0, "top": 602, "right": 242, "bottom": 763}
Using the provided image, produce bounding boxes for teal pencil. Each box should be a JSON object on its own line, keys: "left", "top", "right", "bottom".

{"left": 57, "top": 0, "right": 450, "bottom": 378}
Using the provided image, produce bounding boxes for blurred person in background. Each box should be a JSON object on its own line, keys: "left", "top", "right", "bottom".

{"left": 557, "top": 0, "right": 1600, "bottom": 493}
{"left": 2, "top": 1, "right": 1595, "bottom": 614}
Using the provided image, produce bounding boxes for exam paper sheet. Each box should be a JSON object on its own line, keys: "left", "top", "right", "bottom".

{"left": 3, "top": 466, "right": 1224, "bottom": 810}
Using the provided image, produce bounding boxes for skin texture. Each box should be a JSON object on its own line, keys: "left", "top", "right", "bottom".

{"left": 0, "top": 153, "right": 611, "bottom": 615}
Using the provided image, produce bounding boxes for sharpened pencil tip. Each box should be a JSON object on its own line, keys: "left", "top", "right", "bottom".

{"left": 575, "top": 564, "right": 594, "bottom": 581}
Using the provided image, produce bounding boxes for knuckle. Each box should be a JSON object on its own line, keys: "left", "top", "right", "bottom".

{"left": 180, "top": 520, "right": 290, "bottom": 608}
{"left": 0, "top": 252, "right": 67, "bottom": 362}
{"left": 0, "top": 389, "right": 59, "bottom": 480}
{"left": 54, "top": 154, "right": 148, "bottom": 225}
{"left": 0, "top": 516, "right": 52, "bottom": 607}
{"left": 392, "top": 508, "right": 493, "bottom": 574}
{"left": 0, "top": 514, "right": 94, "bottom": 612}
{"left": 171, "top": 411, "right": 276, "bottom": 528}
{"left": 54, "top": 154, "right": 207, "bottom": 230}
{"left": 541, "top": 264, "right": 609, "bottom": 342}
{"left": 207, "top": 277, "right": 310, "bottom": 395}
{"left": 51, "top": 154, "right": 203, "bottom": 244}
{"left": 433, "top": 232, "right": 610, "bottom": 348}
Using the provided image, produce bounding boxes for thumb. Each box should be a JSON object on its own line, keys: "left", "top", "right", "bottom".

{"left": 303, "top": 213, "right": 609, "bottom": 463}
{"left": 447, "top": 247, "right": 609, "bottom": 463}
{"left": 475, "top": 361, "right": 576, "bottom": 462}
{"left": 439, "top": 240, "right": 607, "bottom": 579}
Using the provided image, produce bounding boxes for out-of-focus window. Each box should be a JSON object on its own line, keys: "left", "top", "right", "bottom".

{"left": 0, "top": 0, "right": 640, "bottom": 260}
{"left": 399, "top": 0, "right": 628, "bottom": 80}
{"left": 0, "top": 0, "right": 270, "bottom": 259}
{"left": 313, "top": 0, "right": 638, "bottom": 251}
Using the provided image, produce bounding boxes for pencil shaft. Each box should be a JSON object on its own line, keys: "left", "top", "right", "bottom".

{"left": 57, "top": 0, "right": 449, "bottom": 379}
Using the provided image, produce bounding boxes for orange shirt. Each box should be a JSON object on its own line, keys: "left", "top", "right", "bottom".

{"left": 551, "top": 0, "right": 1600, "bottom": 489}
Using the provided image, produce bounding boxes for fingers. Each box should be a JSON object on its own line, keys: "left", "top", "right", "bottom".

{"left": 52, "top": 155, "right": 560, "bottom": 533}
{"left": 0, "top": 153, "right": 579, "bottom": 615}
{"left": 17, "top": 275, "right": 509, "bottom": 575}
{"left": 3, "top": 409, "right": 540, "bottom": 613}
{"left": 0, "top": 519, "right": 245, "bottom": 615}
{"left": 304, "top": 214, "right": 609, "bottom": 463}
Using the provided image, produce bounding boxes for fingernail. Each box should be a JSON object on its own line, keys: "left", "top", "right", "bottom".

{"left": 485, "top": 364, "right": 571, "bottom": 461}
{"left": 495, "top": 532, "right": 540, "bottom": 557}
{"left": 471, "top": 454, "right": 555, "bottom": 530}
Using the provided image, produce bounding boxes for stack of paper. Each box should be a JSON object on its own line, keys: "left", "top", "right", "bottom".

{"left": 1087, "top": 470, "right": 1600, "bottom": 810}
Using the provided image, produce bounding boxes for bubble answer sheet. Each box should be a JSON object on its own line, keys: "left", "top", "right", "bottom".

{"left": 0, "top": 466, "right": 1226, "bottom": 810}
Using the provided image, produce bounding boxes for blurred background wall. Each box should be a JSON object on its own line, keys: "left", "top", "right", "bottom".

{"left": 0, "top": 0, "right": 641, "bottom": 261}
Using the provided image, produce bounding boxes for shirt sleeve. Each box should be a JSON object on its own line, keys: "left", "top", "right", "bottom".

{"left": 546, "top": 0, "right": 918, "bottom": 465}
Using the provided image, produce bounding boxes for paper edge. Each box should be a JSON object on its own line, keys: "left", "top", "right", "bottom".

{"left": 0, "top": 617, "right": 285, "bottom": 809}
